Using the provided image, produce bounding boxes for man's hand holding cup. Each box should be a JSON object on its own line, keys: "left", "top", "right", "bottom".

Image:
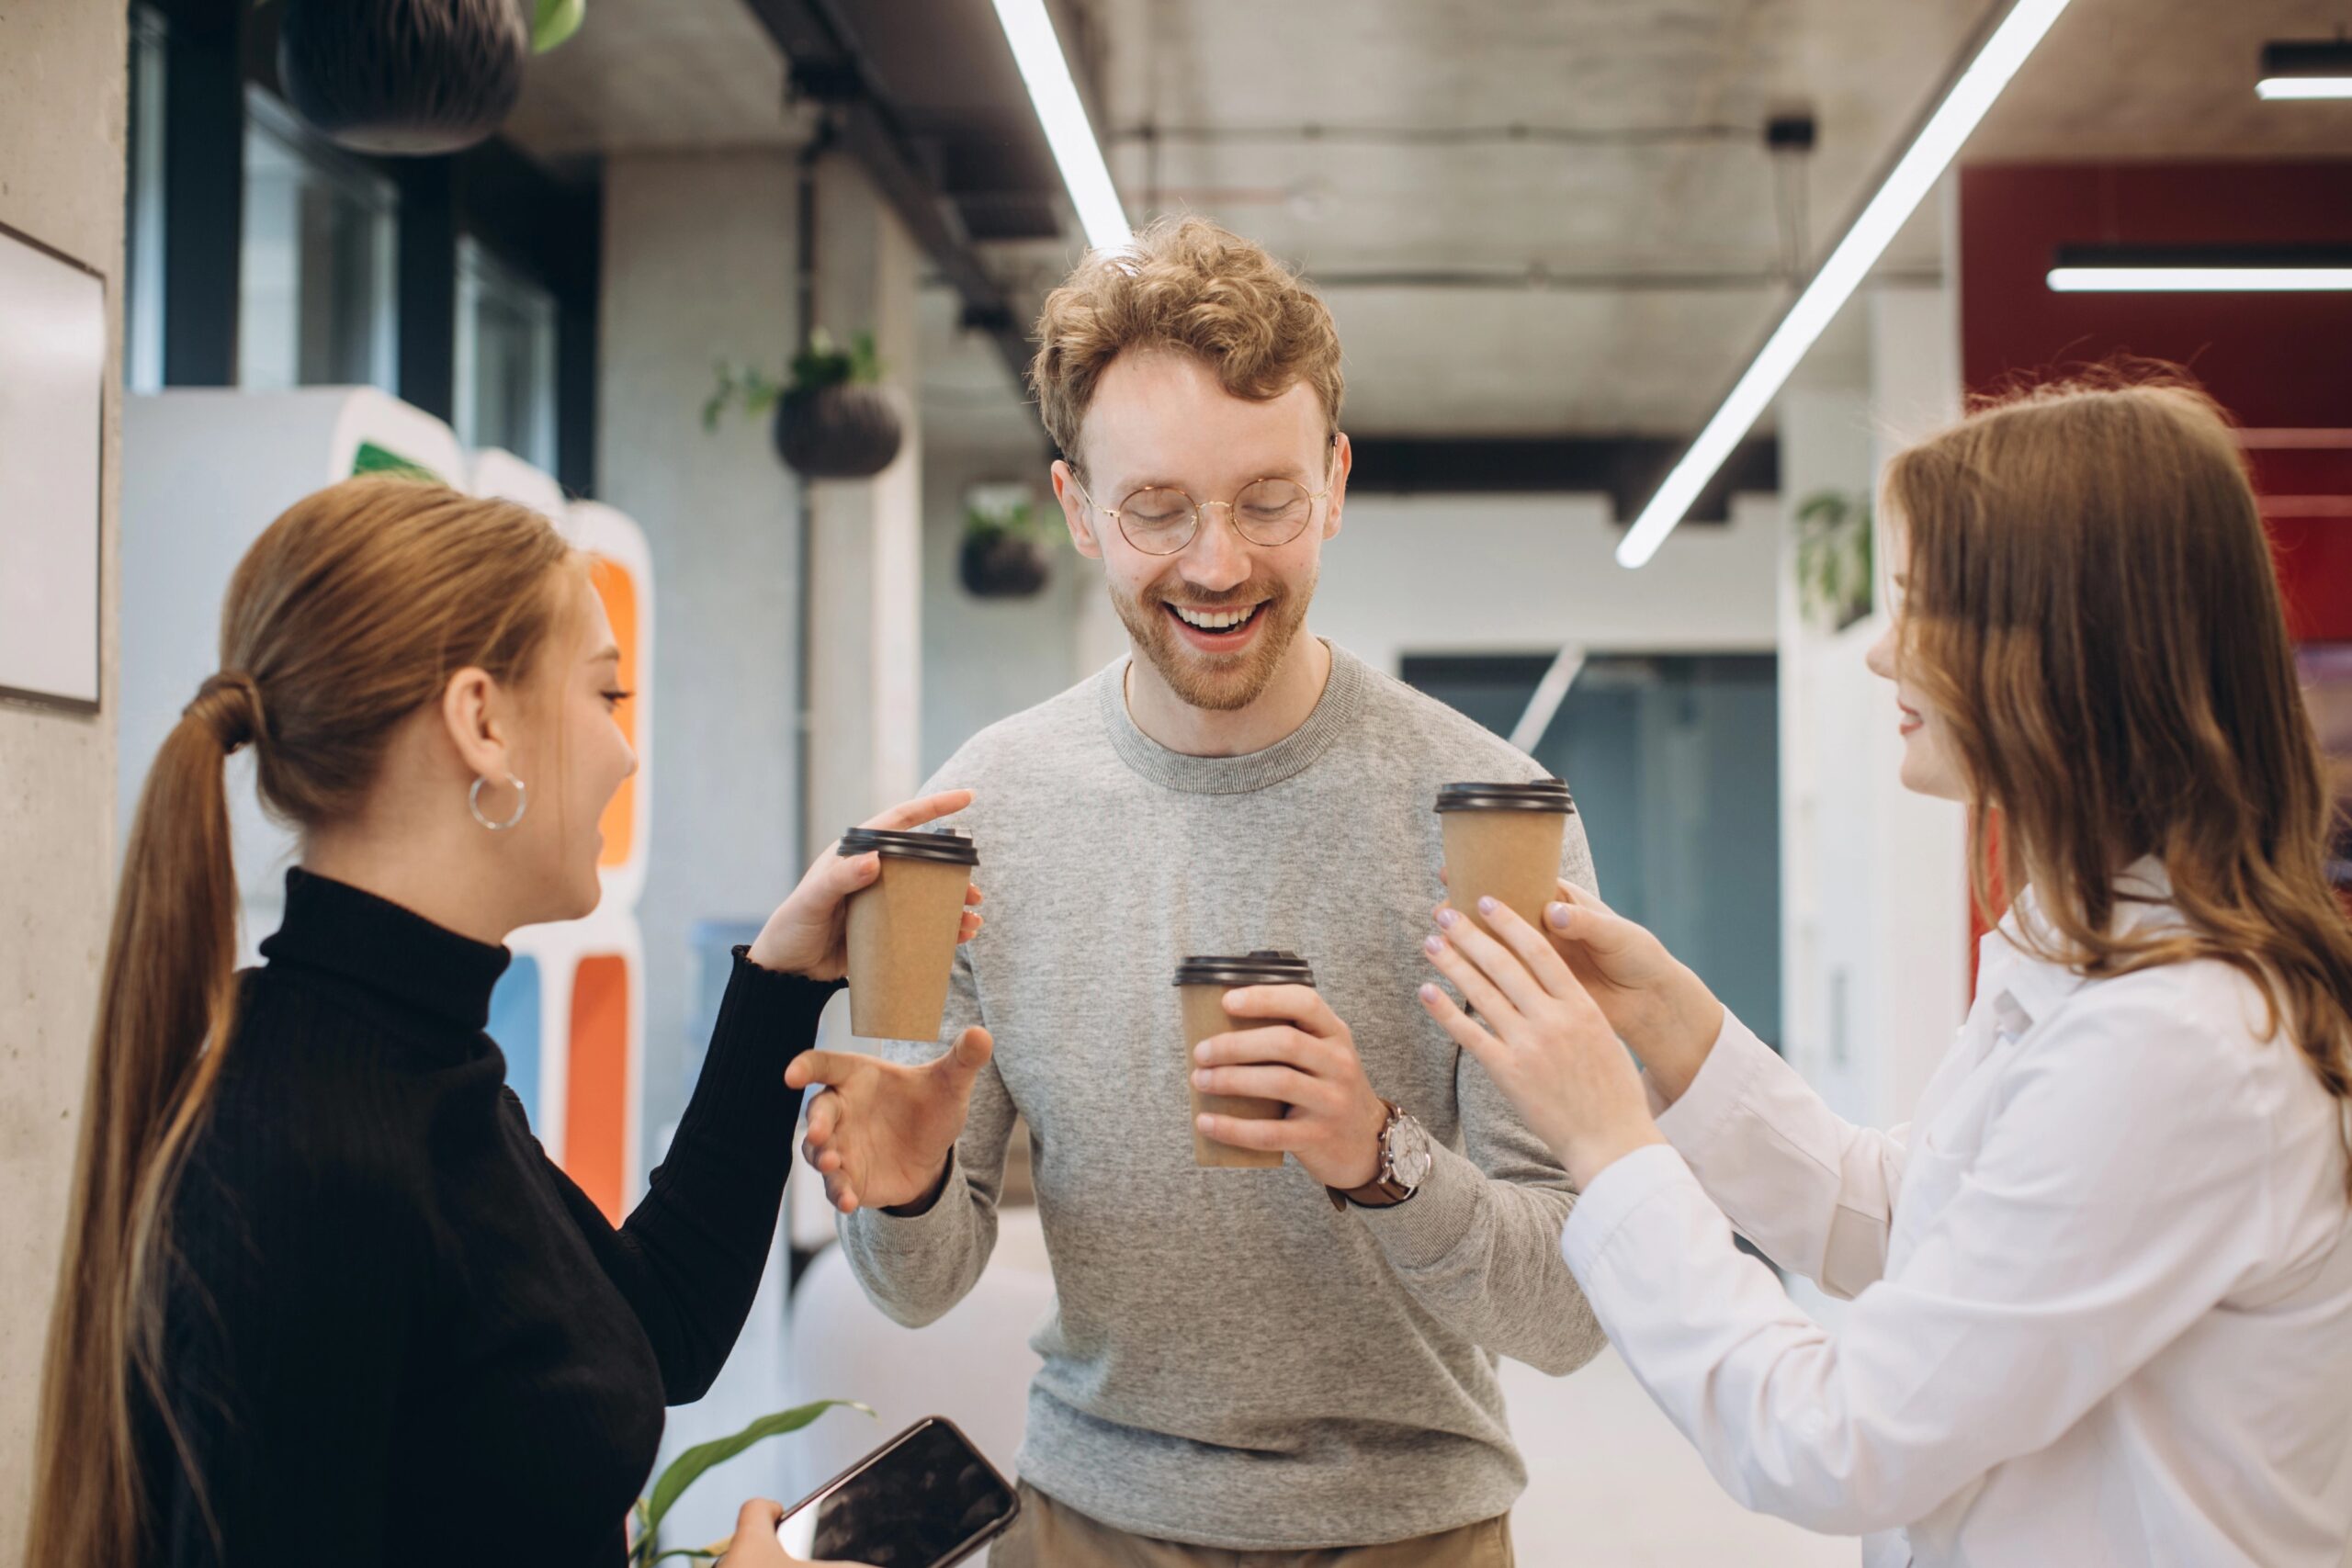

{"left": 1191, "top": 986, "right": 1390, "bottom": 1190}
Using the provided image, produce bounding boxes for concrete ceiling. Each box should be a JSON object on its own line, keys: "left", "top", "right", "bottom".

{"left": 501, "top": 0, "right": 797, "bottom": 159}
{"left": 499, "top": 0, "right": 2352, "bottom": 447}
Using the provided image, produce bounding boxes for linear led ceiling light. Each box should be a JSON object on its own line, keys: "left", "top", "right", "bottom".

{"left": 1616, "top": 0, "right": 2075, "bottom": 570}
{"left": 2050, "top": 246, "right": 2352, "bottom": 292}
{"left": 989, "top": 0, "right": 1133, "bottom": 251}
{"left": 2258, "top": 39, "right": 2352, "bottom": 100}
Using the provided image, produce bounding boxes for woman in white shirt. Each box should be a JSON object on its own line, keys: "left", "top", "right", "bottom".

{"left": 1419, "top": 378, "right": 2352, "bottom": 1566}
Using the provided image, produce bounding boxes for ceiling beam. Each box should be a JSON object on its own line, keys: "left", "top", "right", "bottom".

{"left": 739, "top": 0, "right": 1035, "bottom": 389}
{"left": 1348, "top": 435, "right": 1780, "bottom": 525}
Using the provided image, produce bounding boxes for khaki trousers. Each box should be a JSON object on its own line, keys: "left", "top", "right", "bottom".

{"left": 987, "top": 1483, "right": 1515, "bottom": 1568}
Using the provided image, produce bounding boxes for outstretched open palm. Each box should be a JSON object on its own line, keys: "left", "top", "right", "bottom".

{"left": 785, "top": 1027, "right": 994, "bottom": 1214}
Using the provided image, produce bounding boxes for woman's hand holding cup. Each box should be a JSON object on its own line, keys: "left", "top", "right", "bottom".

{"left": 749, "top": 789, "right": 983, "bottom": 981}
{"left": 1418, "top": 897, "right": 1667, "bottom": 1191}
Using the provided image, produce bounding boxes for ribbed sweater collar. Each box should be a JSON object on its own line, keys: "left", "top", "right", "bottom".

{"left": 259, "top": 867, "right": 512, "bottom": 1043}
{"left": 1095, "top": 640, "right": 1369, "bottom": 795}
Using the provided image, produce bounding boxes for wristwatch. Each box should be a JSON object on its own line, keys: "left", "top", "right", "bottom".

{"left": 1328, "top": 1100, "right": 1434, "bottom": 1211}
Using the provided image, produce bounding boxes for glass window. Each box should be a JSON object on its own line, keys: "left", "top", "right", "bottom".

{"left": 1403, "top": 651, "right": 1784, "bottom": 1048}
{"left": 238, "top": 91, "right": 398, "bottom": 392}
{"left": 125, "top": 6, "right": 168, "bottom": 392}
{"left": 454, "top": 235, "right": 559, "bottom": 468}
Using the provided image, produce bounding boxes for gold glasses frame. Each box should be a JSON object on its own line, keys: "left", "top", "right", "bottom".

{"left": 1068, "top": 447, "right": 1340, "bottom": 558}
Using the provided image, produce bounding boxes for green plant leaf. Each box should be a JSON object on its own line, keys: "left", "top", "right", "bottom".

{"left": 629, "top": 1499, "right": 652, "bottom": 1568}
{"left": 701, "top": 365, "right": 735, "bottom": 434}
{"left": 741, "top": 369, "right": 785, "bottom": 417}
{"left": 642, "top": 1400, "right": 872, "bottom": 1539}
{"left": 533, "top": 0, "right": 585, "bottom": 53}
{"left": 848, "top": 331, "right": 884, "bottom": 385}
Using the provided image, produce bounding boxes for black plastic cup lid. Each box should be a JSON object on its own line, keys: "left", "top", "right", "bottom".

{"left": 1434, "top": 779, "right": 1576, "bottom": 814}
{"left": 1172, "top": 949, "right": 1317, "bottom": 989}
{"left": 837, "top": 827, "right": 979, "bottom": 865}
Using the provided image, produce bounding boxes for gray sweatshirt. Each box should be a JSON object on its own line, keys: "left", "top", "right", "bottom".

{"left": 836, "top": 644, "right": 1609, "bottom": 1549}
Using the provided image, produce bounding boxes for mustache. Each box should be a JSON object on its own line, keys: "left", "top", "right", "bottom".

{"left": 1148, "top": 578, "right": 1283, "bottom": 611}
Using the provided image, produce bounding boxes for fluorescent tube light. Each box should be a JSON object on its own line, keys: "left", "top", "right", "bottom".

{"left": 2051, "top": 266, "right": 2352, "bottom": 291}
{"left": 1616, "top": 0, "right": 2074, "bottom": 570}
{"left": 989, "top": 0, "right": 1133, "bottom": 251}
{"left": 2258, "top": 39, "right": 2352, "bottom": 99}
{"left": 2048, "top": 246, "right": 2352, "bottom": 292}
{"left": 2258, "top": 77, "right": 2352, "bottom": 99}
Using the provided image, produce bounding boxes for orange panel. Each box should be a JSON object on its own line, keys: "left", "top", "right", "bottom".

{"left": 567, "top": 953, "right": 632, "bottom": 1223}
{"left": 590, "top": 556, "right": 639, "bottom": 867}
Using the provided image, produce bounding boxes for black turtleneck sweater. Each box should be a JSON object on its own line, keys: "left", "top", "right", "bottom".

{"left": 136, "top": 869, "right": 837, "bottom": 1565}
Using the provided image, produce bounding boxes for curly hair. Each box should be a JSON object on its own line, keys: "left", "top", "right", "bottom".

{"left": 1029, "top": 216, "right": 1344, "bottom": 468}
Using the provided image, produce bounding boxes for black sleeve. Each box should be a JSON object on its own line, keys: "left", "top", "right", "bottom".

{"left": 145, "top": 1133, "right": 419, "bottom": 1567}
{"left": 552, "top": 951, "right": 838, "bottom": 1403}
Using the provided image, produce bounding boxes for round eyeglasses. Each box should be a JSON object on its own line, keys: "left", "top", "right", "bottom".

{"left": 1070, "top": 474, "right": 1332, "bottom": 557}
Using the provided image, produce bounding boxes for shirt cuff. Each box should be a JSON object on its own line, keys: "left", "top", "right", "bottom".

{"left": 1652, "top": 1008, "right": 1774, "bottom": 1161}
{"left": 849, "top": 1148, "right": 972, "bottom": 1243}
{"left": 1559, "top": 1142, "right": 1701, "bottom": 1280}
{"left": 675, "top": 950, "right": 844, "bottom": 1150}
{"left": 1352, "top": 1137, "right": 1481, "bottom": 1269}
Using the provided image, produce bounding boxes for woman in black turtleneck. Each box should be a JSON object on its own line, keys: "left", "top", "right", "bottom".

{"left": 25, "top": 479, "right": 994, "bottom": 1568}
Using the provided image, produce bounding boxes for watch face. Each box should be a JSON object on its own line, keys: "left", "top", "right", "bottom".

{"left": 1386, "top": 1115, "right": 1435, "bottom": 1189}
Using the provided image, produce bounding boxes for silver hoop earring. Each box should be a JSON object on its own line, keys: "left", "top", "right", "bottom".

{"left": 469, "top": 775, "right": 528, "bottom": 831}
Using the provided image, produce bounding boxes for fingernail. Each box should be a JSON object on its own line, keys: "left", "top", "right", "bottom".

{"left": 1193, "top": 1042, "right": 1211, "bottom": 1062}
{"left": 1437, "top": 908, "right": 1458, "bottom": 929}
{"left": 1477, "top": 896, "right": 1498, "bottom": 915}
{"left": 1423, "top": 933, "right": 1444, "bottom": 955}
{"left": 1192, "top": 1069, "right": 1209, "bottom": 1088}
{"left": 1419, "top": 983, "right": 1442, "bottom": 1002}
{"left": 1547, "top": 902, "right": 1572, "bottom": 928}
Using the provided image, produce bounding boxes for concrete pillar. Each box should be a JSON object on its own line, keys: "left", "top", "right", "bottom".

{"left": 805, "top": 160, "right": 925, "bottom": 841}
{"left": 0, "top": 1, "right": 127, "bottom": 1529}
{"left": 1861, "top": 282, "right": 1971, "bottom": 1124}
{"left": 600, "top": 149, "right": 802, "bottom": 1156}
{"left": 598, "top": 150, "right": 806, "bottom": 1549}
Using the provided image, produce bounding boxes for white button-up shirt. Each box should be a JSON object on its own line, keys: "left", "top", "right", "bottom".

{"left": 1559, "top": 869, "right": 2352, "bottom": 1565}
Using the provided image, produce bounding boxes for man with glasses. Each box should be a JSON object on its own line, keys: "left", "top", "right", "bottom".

{"left": 790, "top": 218, "right": 1603, "bottom": 1566}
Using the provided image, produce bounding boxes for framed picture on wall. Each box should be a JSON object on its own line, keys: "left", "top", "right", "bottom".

{"left": 0, "top": 220, "right": 107, "bottom": 713}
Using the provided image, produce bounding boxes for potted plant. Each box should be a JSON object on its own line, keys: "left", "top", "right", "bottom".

{"left": 275, "top": 0, "right": 585, "bottom": 157}
{"left": 958, "top": 490, "right": 1057, "bottom": 599}
{"left": 628, "top": 1398, "right": 869, "bottom": 1566}
{"left": 1794, "top": 488, "right": 1873, "bottom": 633}
{"left": 704, "top": 331, "right": 904, "bottom": 481}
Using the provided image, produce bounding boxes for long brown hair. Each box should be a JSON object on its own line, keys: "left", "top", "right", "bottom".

{"left": 1888, "top": 373, "right": 2352, "bottom": 1182}
{"left": 27, "top": 477, "right": 579, "bottom": 1565}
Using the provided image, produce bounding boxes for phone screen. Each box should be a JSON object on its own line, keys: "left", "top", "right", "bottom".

{"left": 776, "top": 1418, "right": 1018, "bottom": 1568}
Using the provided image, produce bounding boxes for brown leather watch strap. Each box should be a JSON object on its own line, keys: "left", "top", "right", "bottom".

{"left": 1327, "top": 1171, "right": 1416, "bottom": 1211}
{"left": 1326, "top": 1101, "right": 1417, "bottom": 1211}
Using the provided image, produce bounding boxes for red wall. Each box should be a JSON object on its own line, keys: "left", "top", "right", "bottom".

{"left": 1958, "top": 162, "right": 2352, "bottom": 642}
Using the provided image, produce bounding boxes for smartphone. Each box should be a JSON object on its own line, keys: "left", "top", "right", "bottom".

{"left": 775, "top": 1416, "right": 1020, "bottom": 1568}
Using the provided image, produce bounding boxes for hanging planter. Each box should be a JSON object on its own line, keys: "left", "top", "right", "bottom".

{"left": 958, "top": 494, "right": 1056, "bottom": 599}
{"left": 275, "top": 0, "right": 584, "bottom": 158}
{"left": 704, "top": 331, "right": 904, "bottom": 481}
{"left": 773, "top": 384, "right": 903, "bottom": 480}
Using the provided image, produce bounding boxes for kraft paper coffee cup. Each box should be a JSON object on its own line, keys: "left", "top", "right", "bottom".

{"left": 1175, "top": 950, "right": 1316, "bottom": 1169}
{"left": 840, "top": 828, "right": 978, "bottom": 1041}
{"left": 1436, "top": 780, "right": 1575, "bottom": 939}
